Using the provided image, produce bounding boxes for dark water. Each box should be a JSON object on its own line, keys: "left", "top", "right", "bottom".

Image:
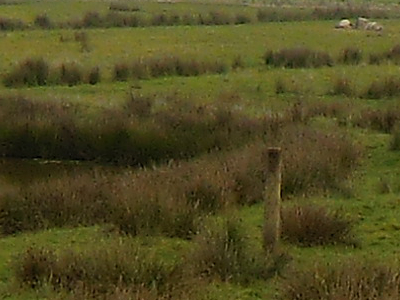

{"left": 0, "top": 158, "right": 119, "bottom": 186}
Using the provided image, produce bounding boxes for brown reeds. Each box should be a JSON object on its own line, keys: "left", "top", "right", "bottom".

{"left": 282, "top": 260, "right": 400, "bottom": 300}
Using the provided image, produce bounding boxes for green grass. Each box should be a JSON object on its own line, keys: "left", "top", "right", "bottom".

{"left": 0, "top": 20, "right": 398, "bottom": 75}
{"left": 1, "top": 2, "right": 400, "bottom": 299}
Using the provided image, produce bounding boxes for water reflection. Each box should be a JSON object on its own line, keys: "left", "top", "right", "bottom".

{"left": 0, "top": 158, "right": 123, "bottom": 186}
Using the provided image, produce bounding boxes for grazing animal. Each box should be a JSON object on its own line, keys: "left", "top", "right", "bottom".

{"left": 335, "top": 19, "right": 352, "bottom": 29}
{"left": 355, "top": 17, "right": 369, "bottom": 29}
{"left": 355, "top": 17, "right": 383, "bottom": 31}
{"left": 365, "top": 21, "right": 383, "bottom": 31}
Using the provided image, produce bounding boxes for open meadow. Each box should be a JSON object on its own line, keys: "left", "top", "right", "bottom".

{"left": 0, "top": 0, "right": 400, "bottom": 299}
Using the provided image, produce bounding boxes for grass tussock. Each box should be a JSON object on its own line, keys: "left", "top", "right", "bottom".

{"left": 281, "top": 204, "right": 356, "bottom": 246}
{"left": 274, "top": 77, "right": 303, "bottom": 95}
{"left": 390, "top": 124, "right": 400, "bottom": 150}
{"left": 113, "top": 55, "right": 229, "bottom": 81}
{"left": 3, "top": 57, "right": 49, "bottom": 87}
{"left": 279, "top": 126, "right": 362, "bottom": 197}
{"left": 74, "top": 31, "right": 91, "bottom": 52}
{"left": 0, "top": 16, "right": 26, "bottom": 30}
{"left": 387, "top": 44, "right": 400, "bottom": 63}
{"left": 353, "top": 107, "right": 400, "bottom": 133}
{"left": 282, "top": 260, "right": 400, "bottom": 300}
{"left": 113, "top": 62, "right": 130, "bottom": 81}
{"left": 264, "top": 47, "right": 333, "bottom": 69}
{"left": 339, "top": 47, "right": 362, "bottom": 65}
{"left": 109, "top": 2, "right": 140, "bottom": 12}
{"left": 58, "top": 62, "right": 83, "bottom": 86}
{"left": 331, "top": 77, "right": 355, "bottom": 97}
{"left": 3, "top": 57, "right": 101, "bottom": 87}
{"left": 33, "top": 14, "right": 53, "bottom": 29}
{"left": 190, "top": 217, "right": 285, "bottom": 284}
{"left": 14, "top": 245, "right": 178, "bottom": 297}
{"left": 370, "top": 44, "right": 400, "bottom": 65}
{"left": 363, "top": 76, "right": 400, "bottom": 99}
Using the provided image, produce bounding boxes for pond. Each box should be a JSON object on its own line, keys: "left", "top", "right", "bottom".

{"left": 0, "top": 158, "right": 123, "bottom": 186}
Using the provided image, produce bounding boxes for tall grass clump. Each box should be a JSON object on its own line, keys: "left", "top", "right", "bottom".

{"left": 113, "top": 62, "right": 130, "bottom": 81}
{"left": 3, "top": 58, "right": 100, "bottom": 87}
{"left": 282, "top": 260, "right": 400, "bottom": 300}
{"left": 114, "top": 55, "right": 229, "bottom": 81}
{"left": 3, "top": 57, "right": 49, "bottom": 87}
{"left": 279, "top": 126, "right": 362, "bottom": 197}
{"left": 390, "top": 124, "right": 400, "bottom": 150}
{"left": 264, "top": 47, "right": 333, "bottom": 68}
{"left": 281, "top": 204, "right": 355, "bottom": 246}
{"left": 385, "top": 44, "right": 400, "bottom": 64}
{"left": 74, "top": 31, "right": 91, "bottom": 52}
{"left": 82, "top": 11, "right": 104, "bottom": 28}
{"left": 190, "top": 217, "right": 278, "bottom": 284}
{"left": 87, "top": 66, "right": 101, "bottom": 85}
{"left": 14, "top": 245, "right": 178, "bottom": 296}
{"left": 105, "top": 11, "right": 143, "bottom": 27}
{"left": 370, "top": 44, "right": 400, "bottom": 65}
{"left": 58, "top": 62, "right": 83, "bottom": 86}
{"left": 33, "top": 14, "right": 53, "bottom": 29}
{"left": 109, "top": 2, "right": 140, "bottom": 12}
{"left": 338, "top": 47, "right": 362, "bottom": 65}
{"left": 353, "top": 107, "right": 400, "bottom": 133}
{"left": 368, "top": 52, "right": 385, "bottom": 65}
{"left": 331, "top": 77, "right": 354, "bottom": 97}
{"left": 363, "top": 76, "right": 400, "bottom": 99}
{"left": 275, "top": 77, "right": 288, "bottom": 94}
{"left": 206, "top": 10, "right": 233, "bottom": 25}
{"left": 234, "top": 13, "right": 252, "bottom": 24}
{"left": 256, "top": 7, "right": 308, "bottom": 22}
{"left": 0, "top": 17, "right": 26, "bottom": 30}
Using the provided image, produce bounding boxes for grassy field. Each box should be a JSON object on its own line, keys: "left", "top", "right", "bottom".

{"left": 1, "top": 0, "right": 400, "bottom": 299}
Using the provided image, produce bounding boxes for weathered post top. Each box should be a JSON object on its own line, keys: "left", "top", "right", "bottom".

{"left": 266, "top": 147, "right": 281, "bottom": 172}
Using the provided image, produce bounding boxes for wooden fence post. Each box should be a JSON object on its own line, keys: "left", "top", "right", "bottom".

{"left": 263, "top": 147, "right": 282, "bottom": 254}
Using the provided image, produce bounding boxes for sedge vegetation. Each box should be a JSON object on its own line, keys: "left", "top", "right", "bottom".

{"left": 1, "top": 0, "right": 400, "bottom": 299}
